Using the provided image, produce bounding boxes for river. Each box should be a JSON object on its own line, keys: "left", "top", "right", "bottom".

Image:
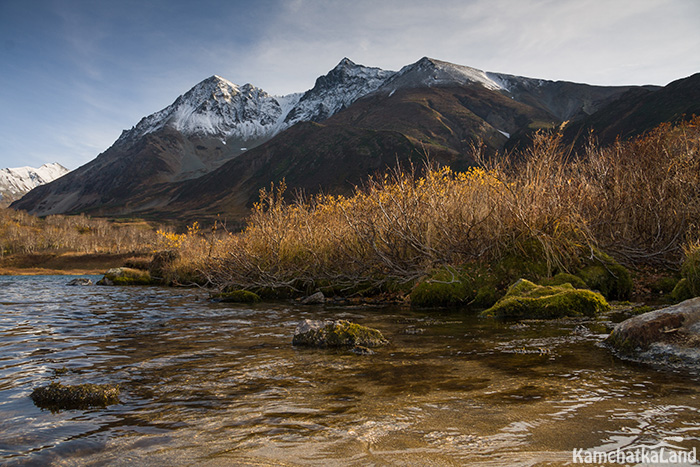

{"left": 1, "top": 275, "right": 699, "bottom": 465}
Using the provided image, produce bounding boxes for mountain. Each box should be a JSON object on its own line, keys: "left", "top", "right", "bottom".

{"left": 0, "top": 163, "right": 68, "bottom": 207}
{"left": 13, "top": 57, "right": 685, "bottom": 222}
{"left": 13, "top": 59, "right": 393, "bottom": 216}
{"left": 563, "top": 73, "right": 700, "bottom": 146}
{"left": 283, "top": 57, "right": 395, "bottom": 125}
{"left": 87, "top": 58, "right": 663, "bottom": 224}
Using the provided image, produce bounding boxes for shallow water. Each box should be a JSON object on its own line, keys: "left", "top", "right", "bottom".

{"left": 1, "top": 275, "right": 699, "bottom": 466}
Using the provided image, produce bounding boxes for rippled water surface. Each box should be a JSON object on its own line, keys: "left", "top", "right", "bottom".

{"left": 1, "top": 275, "right": 699, "bottom": 466}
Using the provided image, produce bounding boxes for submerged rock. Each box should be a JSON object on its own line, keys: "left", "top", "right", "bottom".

{"left": 605, "top": 297, "right": 700, "bottom": 368}
{"left": 30, "top": 382, "right": 120, "bottom": 411}
{"left": 67, "top": 278, "right": 93, "bottom": 286}
{"left": 480, "top": 279, "right": 609, "bottom": 319}
{"left": 97, "top": 267, "right": 153, "bottom": 286}
{"left": 292, "top": 319, "right": 388, "bottom": 348}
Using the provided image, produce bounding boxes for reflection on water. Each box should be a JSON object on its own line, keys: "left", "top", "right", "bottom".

{"left": 1, "top": 275, "right": 699, "bottom": 465}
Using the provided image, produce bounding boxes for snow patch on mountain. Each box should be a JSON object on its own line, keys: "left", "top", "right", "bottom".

{"left": 0, "top": 163, "right": 69, "bottom": 203}
{"left": 377, "top": 57, "right": 505, "bottom": 93}
{"left": 283, "top": 58, "right": 396, "bottom": 126}
{"left": 120, "top": 76, "right": 295, "bottom": 144}
{"left": 117, "top": 59, "right": 395, "bottom": 152}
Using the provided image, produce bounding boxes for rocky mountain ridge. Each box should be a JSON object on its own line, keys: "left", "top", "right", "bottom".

{"left": 13, "top": 56, "right": 686, "bottom": 222}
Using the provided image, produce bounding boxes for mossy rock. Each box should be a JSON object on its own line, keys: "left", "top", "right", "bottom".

{"left": 540, "top": 273, "right": 588, "bottom": 290}
{"left": 292, "top": 319, "right": 388, "bottom": 348}
{"left": 31, "top": 382, "right": 120, "bottom": 411}
{"left": 212, "top": 290, "right": 261, "bottom": 303}
{"left": 576, "top": 252, "right": 632, "bottom": 300}
{"left": 97, "top": 267, "right": 153, "bottom": 286}
{"left": 411, "top": 267, "right": 470, "bottom": 307}
{"left": 672, "top": 278, "right": 694, "bottom": 302}
{"left": 480, "top": 279, "right": 610, "bottom": 319}
{"left": 410, "top": 264, "right": 499, "bottom": 308}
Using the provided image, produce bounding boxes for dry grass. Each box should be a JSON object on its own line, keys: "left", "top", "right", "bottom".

{"left": 0, "top": 210, "right": 160, "bottom": 257}
{"left": 185, "top": 117, "right": 700, "bottom": 294}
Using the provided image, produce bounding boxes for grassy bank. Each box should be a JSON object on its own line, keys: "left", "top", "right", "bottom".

{"left": 0, "top": 209, "right": 161, "bottom": 275}
{"left": 0, "top": 252, "right": 153, "bottom": 275}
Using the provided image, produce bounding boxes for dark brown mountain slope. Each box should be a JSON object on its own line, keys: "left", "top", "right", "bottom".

{"left": 563, "top": 73, "right": 700, "bottom": 146}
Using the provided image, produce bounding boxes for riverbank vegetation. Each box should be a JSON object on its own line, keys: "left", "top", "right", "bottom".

{"left": 159, "top": 118, "right": 699, "bottom": 307}
{"left": 0, "top": 210, "right": 160, "bottom": 273}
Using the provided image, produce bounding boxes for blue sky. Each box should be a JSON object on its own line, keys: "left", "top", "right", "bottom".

{"left": 1, "top": 0, "right": 699, "bottom": 170}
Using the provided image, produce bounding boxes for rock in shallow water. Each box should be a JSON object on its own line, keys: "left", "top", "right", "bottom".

{"left": 31, "top": 382, "right": 120, "bottom": 411}
{"left": 97, "top": 267, "right": 153, "bottom": 286}
{"left": 292, "top": 319, "right": 388, "bottom": 348}
{"left": 606, "top": 297, "right": 700, "bottom": 368}
{"left": 480, "top": 279, "right": 609, "bottom": 319}
{"left": 67, "top": 278, "right": 93, "bottom": 286}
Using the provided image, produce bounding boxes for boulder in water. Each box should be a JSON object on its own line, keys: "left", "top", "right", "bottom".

{"left": 606, "top": 297, "right": 700, "bottom": 368}
{"left": 292, "top": 319, "right": 388, "bottom": 348}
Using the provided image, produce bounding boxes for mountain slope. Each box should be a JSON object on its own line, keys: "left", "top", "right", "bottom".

{"left": 13, "top": 59, "right": 396, "bottom": 216}
{"left": 0, "top": 163, "right": 68, "bottom": 207}
{"left": 563, "top": 73, "right": 700, "bottom": 146}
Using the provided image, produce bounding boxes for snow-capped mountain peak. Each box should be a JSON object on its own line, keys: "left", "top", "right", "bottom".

{"left": 0, "top": 162, "right": 69, "bottom": 205}
{"left": 121, "top": 75, "right": 289, "bottom": 143}
{"left": 378, "top": 56, "right": 505, "bottom": 93}
{"left": 116, "top": 59, "right": 397, "bottom": 152}
{"left": 283, "top": 58, "right": 396, "bottom": 125}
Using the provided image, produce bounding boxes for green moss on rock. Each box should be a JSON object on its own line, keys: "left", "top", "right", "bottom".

{"left": 410, "top": 266, "right": 470, "bottom": 307}
{"left": 212, "top": 290, "right": 261, "bottom": 303}
{"left": 292, "top": 319, "right": 388, "bottom": 348}
{"left": 672, "top": 278, "right": 694, "bottom": 302}
{"left": 480, "top": 279, "right": 609, "bottom": 319}
{"left": 410, "top": 264, "right": 500, "bottom": 308}
{"left": 540, "top": 273, "right": 588, "bottom": 290}
{"left": 97, "top": 267, "right": 153, "bottom": 286}
{"left": 31, "top": 382, "right": 120, "bottom": 410}
{"left": 576, "top": 252, "right": 632, "bottom": 300}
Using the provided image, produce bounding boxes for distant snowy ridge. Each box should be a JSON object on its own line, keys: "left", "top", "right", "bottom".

{"left": 376, "top": 57, "right": 505, "bottom": 94}
{"left": 0, "top": 163, "right": 69, "bottom": 204}
{"left": 120, "top": 75, "right": 297, "bottom": 143}
{"left": 117, "top": 59, "right": 398, "bottom": 148}
{"left": 113, "top": 57, "right": 528, "bottom": 155}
